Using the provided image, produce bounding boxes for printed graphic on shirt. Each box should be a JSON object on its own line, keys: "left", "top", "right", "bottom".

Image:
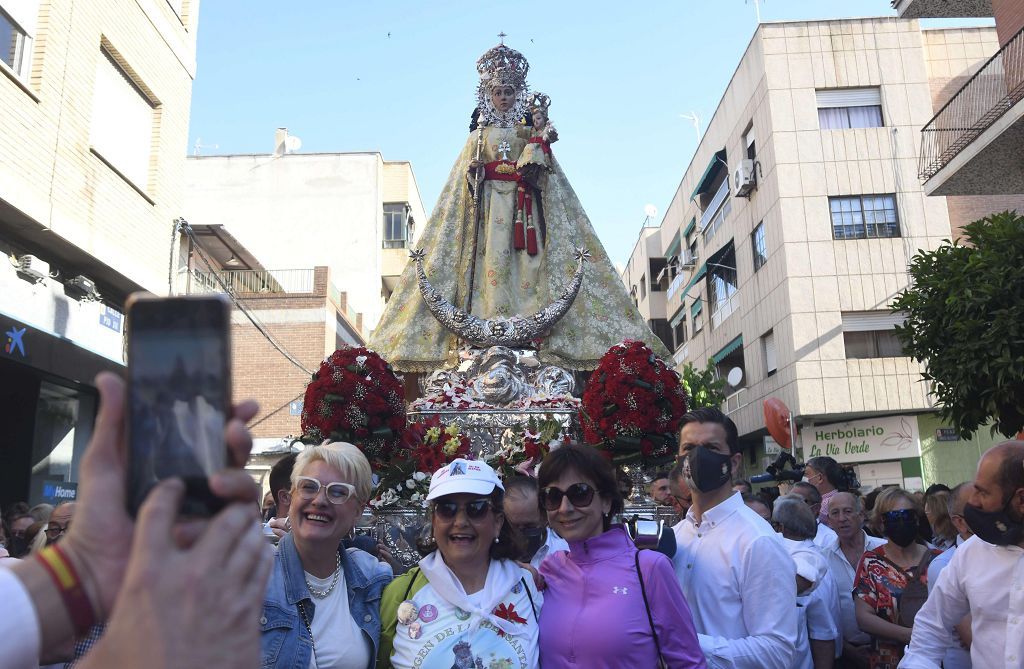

{"left": 389, "top": 582, "right": 538, "bottom": 669}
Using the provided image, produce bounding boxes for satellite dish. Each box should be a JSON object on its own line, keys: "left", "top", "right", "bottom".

{"left": 763, "top": 397, "right": 793, "bottom": 450}
{"left": 643, "top": 204, "right": 658, "bottom": 219}
{"left": 285, "top": 135, "right": 302, "bottom": 153}
{"left": 726, "top": 367, "right": 744, "bottom": 387}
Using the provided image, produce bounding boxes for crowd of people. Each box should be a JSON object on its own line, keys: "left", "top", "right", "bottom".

{"left": 1, "top": 375, "right": 1022, "bottom": 669}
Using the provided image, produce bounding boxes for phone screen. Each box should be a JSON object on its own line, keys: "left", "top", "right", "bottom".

{"left": 126, "top": 296, "right": 231, "bottom": 516}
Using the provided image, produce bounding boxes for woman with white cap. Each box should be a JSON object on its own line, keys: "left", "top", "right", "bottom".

{"left": 377, "top": 458, "right": 542, "bottom": 669}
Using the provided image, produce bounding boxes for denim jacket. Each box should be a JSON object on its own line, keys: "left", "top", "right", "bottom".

{"left": 260, "top": 532, "right": 392, "bottom": 669}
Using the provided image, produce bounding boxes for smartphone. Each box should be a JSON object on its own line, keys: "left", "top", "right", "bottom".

{"left": 125, "top": 294, "right": 232, "bottom": 517}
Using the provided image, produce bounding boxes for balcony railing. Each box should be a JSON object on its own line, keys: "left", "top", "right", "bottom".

{"left": 722, "top": 387, "right": 748, "bottom": 416}
{"left": 919, "top": 25, "right": 1024, "bottom": 181}
{"left": 699, "top": 178, "right": 730, "bottom": 233}
{"left": 190, "top": 268, "right": 315, "bottom": 295}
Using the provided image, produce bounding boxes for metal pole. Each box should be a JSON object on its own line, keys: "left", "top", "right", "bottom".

{"left": 464, "top": 114, "right": 486, "bottom": 314}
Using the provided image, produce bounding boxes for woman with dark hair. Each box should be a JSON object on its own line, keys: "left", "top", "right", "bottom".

{"left": 378, "top": 458, "right": 541, "bottom": 669}
{"left": 536, "top": 444, "right": 706, "bottom": 668}
{"left": 804, "top": 456, "right": 846, "bottom": 524}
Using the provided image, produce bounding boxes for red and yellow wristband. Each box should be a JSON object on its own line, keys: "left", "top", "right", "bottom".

{"left": 36, "top": 544, "right": 97, "bottom": 636}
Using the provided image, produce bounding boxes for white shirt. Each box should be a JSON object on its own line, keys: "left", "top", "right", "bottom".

{"left": 672, "top": 492, "right": 797, "bottom": 668}
{"left": 824, "top": 530, "right": 886, "bottom": 646}
{"left": 787, "top": 538, "right": 840, "bottom": 669}
{"left": 0, "top": 567, "right": 41, "bottom": 669}
{"left": 924, "top": 536, "right": 971, "bottom": 669}
{"left": 813, "top": 522, "right": 839, "bottom": 553}
{"left": 304, "top": 569, "right": 371, "bottom": 669}
{"left": 530, "top": 528, "right": 569, "bottom": 570}
{"left": 899, "top": 535, "right": 1024, "bottom": 669}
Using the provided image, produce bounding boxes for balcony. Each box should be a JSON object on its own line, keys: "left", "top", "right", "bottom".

{"left": 189, "top": 268, "right": 315, "bottom": 294}
{"left": 699, "top": 179, "right": 730, "bottom": 235}
{"left": 891, "top": 0, "right": 991, "bottom": 19}
{"left": 919, "top": 26, "right": 1024, "bottom": 195}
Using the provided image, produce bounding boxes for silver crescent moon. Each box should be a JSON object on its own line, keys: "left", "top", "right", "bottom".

{"left": 411, "top": 247, "right": 590, "bottom": 347}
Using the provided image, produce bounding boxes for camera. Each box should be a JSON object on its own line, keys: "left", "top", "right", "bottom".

{"left": 750, "top": 451, "right": 805, "bottom": 484}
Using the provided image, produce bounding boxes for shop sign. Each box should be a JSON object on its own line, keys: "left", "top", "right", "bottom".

{"left": 805, "top": 415, "right": 920, "bottom": 464}
{"left": 763, "top": 436, "right": 781, "bottom": 456}
{"left": 935, "top": 427, "right": 960, "bottom": 442}
{"left": 99, "top": 307, "right": 123, "bottom": 332}
{"left": 32, "top": 479, "right": 78, "bottom": 505}
{"left": 4, "top": 326, "right": 27, "bottom": 357}
{"left": 289, "top": 400, "right": 304, "bottom": 416}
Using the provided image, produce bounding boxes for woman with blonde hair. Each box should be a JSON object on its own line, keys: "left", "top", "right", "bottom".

{"left": 924, "top": 490, "right": 956, "bottom": 550}
{"left": 260, "top": 442, "right": 392, "bottom": 669}
{"left": 853, "top": 487, "right": 941, "bottom": 668}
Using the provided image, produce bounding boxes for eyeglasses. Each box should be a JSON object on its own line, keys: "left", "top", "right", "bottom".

{"left": 539, "top": 483, "right": 597, "bottom": 511}
{"left": 883, "top": 509, "right": 917, "bottom": 523}
{"left": 45, "top": 522, "right": 70, "bottom": 538}
{"left": 294, "top": 476, "right": 357, "bottom": 505}
{"left": 432, "top": 499, "right": 494, "bottom": 520}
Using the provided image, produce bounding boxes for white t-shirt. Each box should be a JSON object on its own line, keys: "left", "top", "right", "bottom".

{"left": 305, "top": 569, "right": 372, "bottom": 669}
{"left": 389, "top": 576, "right": 541, "bottom": 669}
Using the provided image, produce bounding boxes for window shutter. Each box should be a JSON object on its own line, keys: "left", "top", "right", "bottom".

{"left": 90, "top": 49, "right": 153, "bottom": 189}
{"left": 764, "top": 331, "right": 777, "bottom": 373}
{"left": 841, "top": 311, "right": 907, "bottom": 332}
{"left": 816, "top": 87, "right": 881, "bottom": 108}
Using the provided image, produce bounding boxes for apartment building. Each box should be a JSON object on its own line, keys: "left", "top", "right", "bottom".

{"left": 625, "top": 17, "right": 1015, "bottom": 490}
{"left": 182, "top": 130, "right": 428, "bottom": 336}
{"left": 0, "top": 0, "right": 199, "bottom": 507}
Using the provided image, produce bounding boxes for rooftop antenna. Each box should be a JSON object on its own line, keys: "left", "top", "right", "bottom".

{"left": 193, "top": 137, "right": 219, "bottom": 156}
{"left": 746, "top": 0, "right": 763, "bottom": 23}
{"left": 679, "top": 112, "right": 700, "bottom": 142}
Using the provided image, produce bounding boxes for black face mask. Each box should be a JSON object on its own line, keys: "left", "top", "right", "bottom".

{"left": 6, "top": 535, "right": 29, "bottom": 559}
{"left": 883, "top": 514, "right": 920, "bottom": 547}
{"left": 964, "top": 494, "right": 1024, "bottom": 546}
{"left": 519, "top": 527, "right": 545, "bottom": 559}
{"left": 683, "top": 446, "right": 733, "bottom": 493}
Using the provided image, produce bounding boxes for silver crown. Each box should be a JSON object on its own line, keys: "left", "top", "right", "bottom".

{"left": 475, "top": 43, "right": 530, "bottom": 128}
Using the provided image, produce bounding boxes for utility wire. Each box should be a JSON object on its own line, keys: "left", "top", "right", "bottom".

{"left": 175, "top": 218, "right": 315, "bottom": 377}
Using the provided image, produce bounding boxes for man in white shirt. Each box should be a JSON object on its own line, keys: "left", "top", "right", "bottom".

{"left": 673, "top": 407, "right": 797, "bottom": 668}
{"left": 502, "top": 475, "right": 568, "bottom": 569}
{"left": 900, "top": 441, "right": 1024, "bottom": 669}
{"left": 922, "top": 482, "right": 972, "bottom": 669}
{"left": 823, "top": 491, "right": 886, "bottom": 666}
{"left": 792, "top": 481, "right": 840, "bottom": 552}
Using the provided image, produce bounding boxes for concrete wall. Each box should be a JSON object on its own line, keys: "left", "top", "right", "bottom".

{"left": 183, "top": 153, "right": 388, "bottom": 332}
{"left": 0, "top": 0, "right": 198, "bottom": 295}
{"left": 917, "top": 412, "right": 1001, "bottom": 487}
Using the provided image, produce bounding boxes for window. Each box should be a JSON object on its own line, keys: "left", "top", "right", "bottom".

{"left": 743, "top": 125, "right": 756, "bottom": 160}
{"left": 640, "top": 274, "right": 647, "bottom": 300}
{"left": 673, "top": 315, "right": 688, "bottom": 350}
{"left": 691, "top": 298, "right": 704, "bottom": 336}
{"left": 90, "top": 47, "right": 155, "bottom": 190}
{"left": 816, "top": 87, "right": 883, "bottom": 129}
{"left": 1, "top": 2, "right": 35, "bottom": 79}
{"left": 829, "top": 195, "right": 900, "bottom": 240}
{"left": 383, "top": 203, "right": 411, "bottom": 248}
{"left": 707, "top": 243, "right": 738, "bottom": 329}
{"left": 650, "top": 258, "right": 668, "bottom": 292}
{"left": 762, "top": 330, "right": 777, "bottom": 376}
{"left": 752, "top": 222, "right": 767, "bottom": 272}
{"left": 842, "top": 311, "right": 907, "bottom": 359}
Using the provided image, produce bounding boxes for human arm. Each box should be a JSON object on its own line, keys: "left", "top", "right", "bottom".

{"left": 696, "top": 535, "right": 796, "bottom": 669}
{"left": 810, "top": 640, "right": 834, "bottom": 669}
{"left": 376, "top": 569, "right": 423, "bottom": 669}
{"left": 954, "top": 615, "right": 972, "bottom": 649}
{"left": 5, "top": 372, "right": 259, "bottom": 666}
{"left": 75, "top": 479, "right": 272, "bottom": 669}
{"left": 641, "top": 552, "right": 707, "bottom": 669}
{"left": 897, "top": 557, "right": 971, "bottom": 669}
{"left": 854, "top": 597, "right": 911, "bottom": 645}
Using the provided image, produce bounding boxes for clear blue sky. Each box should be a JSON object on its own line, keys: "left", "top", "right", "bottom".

{"left": 187, "top": 2, "right": 992, "bottom": 267}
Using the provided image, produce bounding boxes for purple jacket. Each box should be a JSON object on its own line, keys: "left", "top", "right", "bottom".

{"left": 539, "top": 526, "right": 707, "bottom": 669}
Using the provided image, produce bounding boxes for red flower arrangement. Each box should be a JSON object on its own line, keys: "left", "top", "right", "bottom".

{"left": 300, "top": 347, "right": 406, "bottom": 468}
{"left": 579, "top": 340, "right": 688, "bottom": 464}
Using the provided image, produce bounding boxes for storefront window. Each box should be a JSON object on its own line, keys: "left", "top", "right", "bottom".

{"left": 28, "top": 381, "right": 95, "bottom": 504}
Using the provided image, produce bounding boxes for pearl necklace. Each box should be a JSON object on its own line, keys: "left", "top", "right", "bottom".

{"left": 304, "top": 551, "right": 342, "bottom": 599}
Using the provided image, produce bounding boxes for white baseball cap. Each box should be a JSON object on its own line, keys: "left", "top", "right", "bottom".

{"left": 426, "top": 458, "right": 504, "bottom": 501}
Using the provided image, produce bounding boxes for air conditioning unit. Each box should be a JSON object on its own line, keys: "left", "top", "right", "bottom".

{"left": 733, "top": 159, "right": 756, "bottom": 197}
{"left": 17, "top": 255, "right": 49, "bottom": 283}
{"left": 680, "top": 249, "right": 699, "bottom": 268}
{"left": 65, "top": 275, "right": 100, "bottom": 301}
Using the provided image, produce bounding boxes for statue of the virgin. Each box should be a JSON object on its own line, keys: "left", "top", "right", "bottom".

{"left": 368, "top": 42, "right": 670, "bottom": 373}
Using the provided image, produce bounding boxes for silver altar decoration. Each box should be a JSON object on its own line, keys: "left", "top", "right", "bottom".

{"left": 411, "top": 247, "right": 590, "bottom": 348}
{"left": 372, "top": 507, "right": 433, "bottom": 568}
{"left": 621, "top": 462, "right": 654, "bottom": 506}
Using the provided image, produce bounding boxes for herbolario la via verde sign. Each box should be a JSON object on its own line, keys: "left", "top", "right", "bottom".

{"left": 804, "top": 415, "right": 921, "bottom": 464}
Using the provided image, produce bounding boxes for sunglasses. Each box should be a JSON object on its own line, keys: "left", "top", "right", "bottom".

{"left": 883, "top": 509, "right": 917, "bottom": 523}
{"left": 433, "top": 499, "right": 494, "bottom": 520}
{"left": 539, "top": 483, "right": 597, "bottom": 511}
{"left": 294, "top": 476, "right": 357, "bottom": 505}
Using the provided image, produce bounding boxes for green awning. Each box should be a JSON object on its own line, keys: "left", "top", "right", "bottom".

{"left": 665, "top": 233, "right": 682, "bottom": 259}
{"left": 712, "top": 335, "right": 744, "bottom": 364}
{"left": 683, "top": 262, "right": 707, "bottom": 295}
{"left": 689, "top": 149, "right": 727, "bottom": 201}
{"left": 690, "top": 298, "right": 703, "bottom": 317}
{"left": 670, "top": 307, "right": 686, "bottom": 328}
{"left": 683, "top": 217, "right": 696, "bottom": 238}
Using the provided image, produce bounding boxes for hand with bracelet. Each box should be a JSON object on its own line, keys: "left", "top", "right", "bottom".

{"left": 4, "top": 372, "right": 265, "bottom": 667}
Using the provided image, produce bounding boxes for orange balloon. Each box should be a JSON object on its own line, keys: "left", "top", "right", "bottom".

{"left": 763, "top": 397, "right": 792, "bottom": 450}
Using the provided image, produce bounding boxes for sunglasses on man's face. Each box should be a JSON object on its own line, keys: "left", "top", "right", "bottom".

{"left": 539, "top": 483, "right": 596, "bottom": 511}
{"left": 433, "top": 499, "right": 494, "bottom": 520}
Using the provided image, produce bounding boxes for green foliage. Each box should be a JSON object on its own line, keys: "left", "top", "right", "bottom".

{"left": 892, "top": 211, "right": 1024, "bottom": 439}
{"left": 680, "top": 358, "right": 728, "bottom": 409}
